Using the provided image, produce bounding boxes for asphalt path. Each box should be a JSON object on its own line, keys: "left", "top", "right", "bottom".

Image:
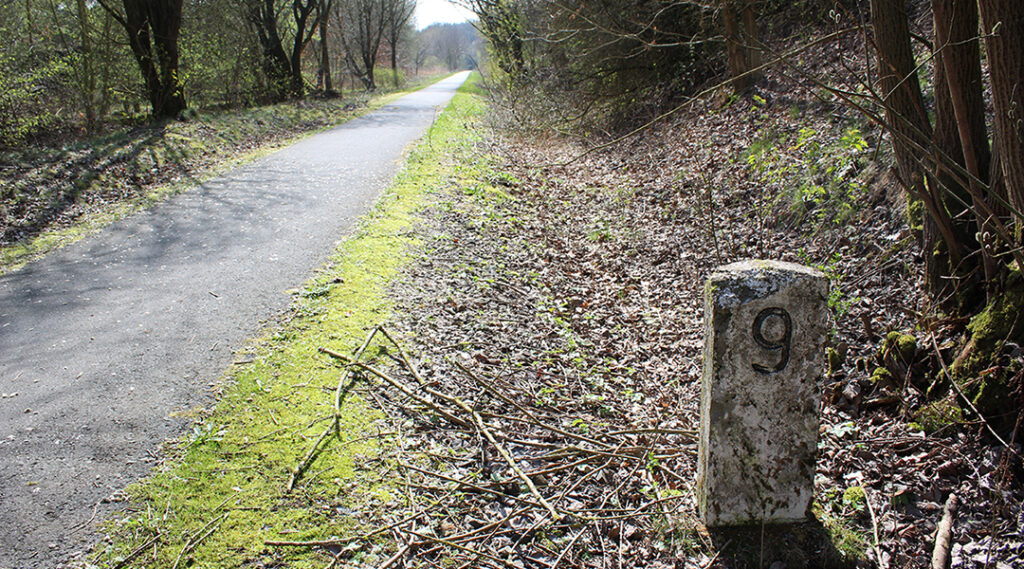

{"left": 0, "top": 71, "right": 470, "bottom": 568}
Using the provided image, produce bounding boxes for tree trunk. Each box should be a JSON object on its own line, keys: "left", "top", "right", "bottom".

{"left": 741, "top": 2, "right": 761, "bottom": 81}
{"left": 288, "top": 0, "right": 319, "bottom": 98}
{"left": 391, "top": 39, "right": 398, "bottom": 87}
{"left": 978, "top": 0, "right": 1024, "bottom": 218}
{"left": 121, "top": 0, "right": 186, "bottom": 118}
{"left": 76, "top": 0, "right": 97, "bottom": 130}
{"left": 319, "top": 0, "right": 333, "bottom": 94}
{"left": 722, "top": 0, "right": 760, "bottom": 92}
{"left": 722, "top": 0, "right": 749, "bottom": 92}
{"left": 871, "top": 0, "right": 963, "bottom": 289}
{"left": 147, "top": 0, "right": 186, "bottom": 116}
{"left": 250, "top": 0, "right": 292, "bottom": 101}
{"left": 99, "top": 10, "right": 113, "bottom": 117}
{"left": 930, "top": 0, "right": 992, "bottom": 305}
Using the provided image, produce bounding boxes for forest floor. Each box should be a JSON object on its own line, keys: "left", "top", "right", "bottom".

{"left": 336, "top": 24, "right": 1024, "bottom": 569}
{"left": 362, "top": 80, "right": 1023, "bottom": 567}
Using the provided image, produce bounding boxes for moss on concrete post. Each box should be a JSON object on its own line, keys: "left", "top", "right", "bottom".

{"left": 698, "top": 260, "right": 829, "bottom": 526}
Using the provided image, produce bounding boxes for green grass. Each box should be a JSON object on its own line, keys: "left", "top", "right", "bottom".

{"left": 91, "top": 74, "right": 486, "bottom": 569}
{"left": 0, "top": 74, "right": 452, "bottom": 276}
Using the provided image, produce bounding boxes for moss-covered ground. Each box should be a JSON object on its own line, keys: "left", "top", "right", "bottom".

{"left": 89, "top": 75, "right": 485, "bottom": 569}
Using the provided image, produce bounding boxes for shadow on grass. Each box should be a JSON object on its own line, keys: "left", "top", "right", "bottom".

{"left": 707, "top": 519, "right": 859, "bottom": 569}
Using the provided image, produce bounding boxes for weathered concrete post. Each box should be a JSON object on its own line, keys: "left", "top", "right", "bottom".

{"left": 697, "top": 260, "right": 829, "bottom": 526}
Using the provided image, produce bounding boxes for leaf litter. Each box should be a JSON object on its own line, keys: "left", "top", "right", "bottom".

{"left": 318, "top": 43, "right": 1022, "bottom": 569}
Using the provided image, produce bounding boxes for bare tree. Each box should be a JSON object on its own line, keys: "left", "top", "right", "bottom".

{"left": 338, "top": 0, "right": 388, "bottom": 91}
{"left": 245, "top": 0, "right": 322, "bottom": 100}
{"left": 317, "top": 0, "right": 337, "bottom": 94}
{"left": 97, "top": 0, "right": 186, "bottom": 118}
{"left": 383, "top": 0, "right": 415, "bottom": 86}
{"left": 456, "top": 0, "right": 524, "bottom": 76}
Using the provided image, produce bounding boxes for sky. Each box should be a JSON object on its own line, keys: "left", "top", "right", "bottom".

{"left": 415, "top": 0, "right": 476, "bottom": 29}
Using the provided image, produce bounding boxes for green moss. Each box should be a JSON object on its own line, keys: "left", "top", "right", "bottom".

{"left": 951, "top": 272, "right": 1024, "bottom": 416}
{"left": 827, "top": 346, "right": 845, "bottom": 375}
{"left": 912, "top": 397, "right": 963, "bottom": 433}
{"left": 841, "top": 486, "right": 866, "bottom": 512}
{"left": 869, "top": 367, "right": 893, "bottom": 384}
{"left": 882, "top": 331, "right": 917, "bottom": 364}
{"left": 905, "top": 196, "right": 923, "bottom": 231}
{"left": 93, "top": 75, "right": 488, "bottom": 569}
{"left": 811, "top": 493, "right": 869, "bottom": 564}
{"left": 822, "top": 516, "right": 869, "bottom": 561}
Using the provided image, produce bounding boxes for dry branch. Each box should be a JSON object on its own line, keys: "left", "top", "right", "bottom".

{"left": 171, "top": 513, "right": 228, "bottom": 569}
{"left": 112, "top": 533, "right": 162, "bottom": 569}
{"left": 931, "top": 493, "right": 958, "bottom": 569}
{"left": 321, "top": 348, "right": 472, "bottom": 429}
{"left": 287, "top": 425, "right": 332, "bottom": 492}
{"left": 332, "top": 327, "right": 380, "bottom": 437}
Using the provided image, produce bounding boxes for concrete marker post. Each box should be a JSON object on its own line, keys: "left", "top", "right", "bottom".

{"left": 697, "top": 260, "right": 829, "bottom": 526}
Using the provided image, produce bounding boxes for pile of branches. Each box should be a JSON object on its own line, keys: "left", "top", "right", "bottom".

{"left": 307, "top": 326, "right": 702, "bottom": 569}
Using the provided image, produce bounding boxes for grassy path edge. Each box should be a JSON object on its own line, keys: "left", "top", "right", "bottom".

{"left": 87, "top": 74, "right": 486, "bottom": 569}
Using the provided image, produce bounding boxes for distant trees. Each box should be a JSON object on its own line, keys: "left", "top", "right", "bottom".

{"left": 0, "top": 0, "right": 481, "bottom": 144}
{"left": 459, "top": 0, "right": 718, "bottom": 129}
{"left": 456, "top": 0, "right": 524, "bottom": 76}
{"left": 419, "top": 22, "right": 480, "bottom": 72}
{"left": 338, "top": 0, "right": 388, "bottom": 91}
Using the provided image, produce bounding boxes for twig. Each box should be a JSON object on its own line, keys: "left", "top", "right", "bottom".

{"left": 378, "top": 543, "right": 413, "bottom": 569}
{"left": 551, "top": 528, "right": 586, "bottom": 569}
{"left": 455, "top": 360, "right": 610, "bottom": 449}
{"left": 171, "top": 513, "right": 229, "bottom": 569}
{"left": 266, "top": 538, "right": 354, "bottom": 547}
{"left": 327, "top": 327, "right": 379, "bottom": 438}
{"left": 321, "top": 350, "right": 472, "bottom": 429}
{"left": 321, "top": 552, "right": 342, "bottom": 569}
{"left": 466, "top": 404, "right": 561, "bottom": 520}
{"left": 931, "top": 493, "right": 958, "bottom": 569}
{"left": 360, "top": 504, "right": 441, "bottom": 542}
{"left": 603, "top": 427, "right": 697, "bottom": 438}
{"left": 400, "top": 461, "right": 546, "bottom": 509}
{"left": 266, "top": 505, "right": 439, "bottom": 548}
{"left": 287, "top": 426, "right": 332, "bottom": 492}
{"left": 403, "top": 528, "right": 518, "bottom": 568}
{"left": 69, "top": 500, "right": 102, "bottom": 533}
{"left": 865, "top": 488, "right": 886, "bottom": 569}
{"left": 378, "top": 327, "right": 425, "bottom": 385}
{"left": 111, "top": 533, "right": 161, "bottom": 569}
{"left": 443, "top": 506, "right": 529, "bottom": 543}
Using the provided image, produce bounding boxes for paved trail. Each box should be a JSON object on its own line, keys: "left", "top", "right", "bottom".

{"left": 0, "top": 72, "right": 469, "bottom": 568}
